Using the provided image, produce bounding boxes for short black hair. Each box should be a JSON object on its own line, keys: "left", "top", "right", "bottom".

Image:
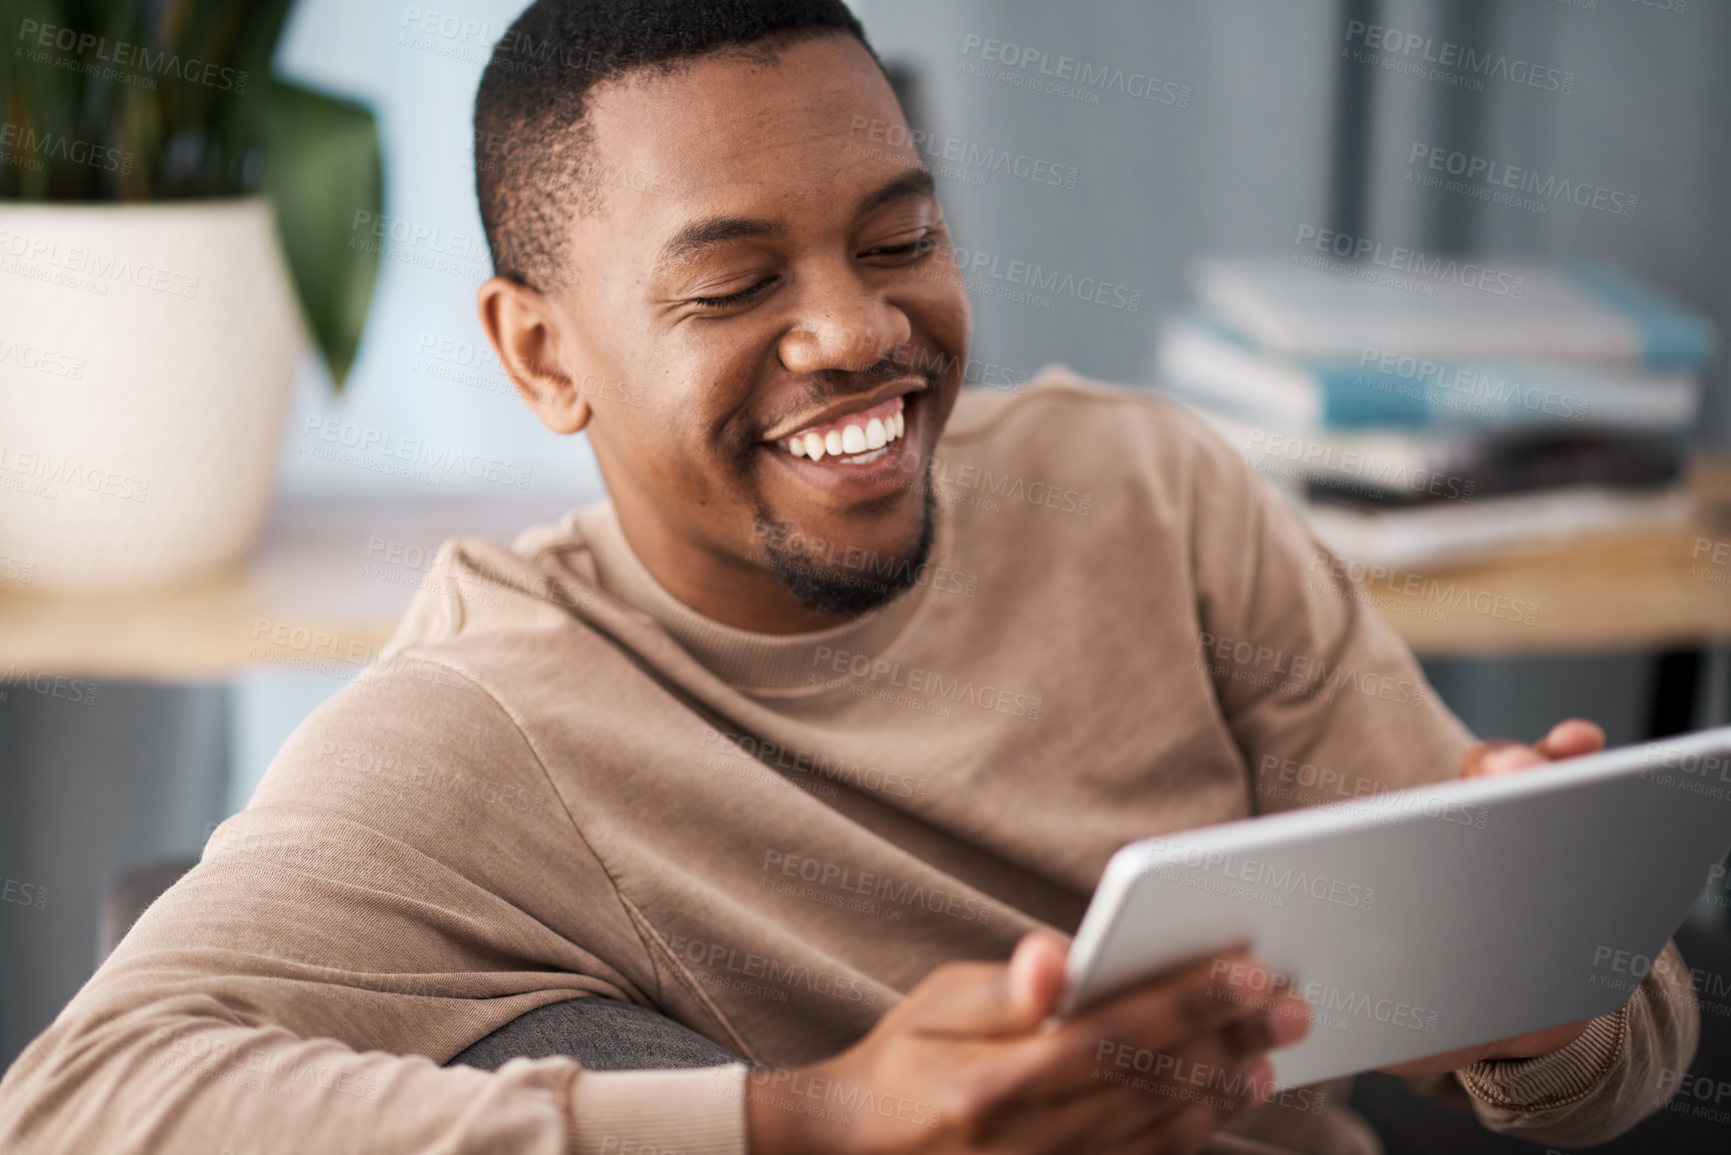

{"left": 474, "top": 0, "right": 877, "bottom": 291}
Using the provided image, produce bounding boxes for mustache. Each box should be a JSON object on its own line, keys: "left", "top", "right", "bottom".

{"left": 781, "top": 353, "right": 940, "bottom": 421}
{"left": 739, "top": 346, "right": 951, "bottom": 459}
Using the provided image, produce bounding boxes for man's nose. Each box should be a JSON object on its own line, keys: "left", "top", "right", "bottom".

{"left": 777, "top": 266, "right": 912, "bottom": 376}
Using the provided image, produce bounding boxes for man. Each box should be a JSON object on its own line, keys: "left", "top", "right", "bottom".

{"left": 0, "top": 2, "right": 1698, "bottom": 1153}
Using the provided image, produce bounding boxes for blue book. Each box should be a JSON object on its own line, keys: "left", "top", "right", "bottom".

{"left": 1155, "top": 311, "right": 1700, "bottom": 432}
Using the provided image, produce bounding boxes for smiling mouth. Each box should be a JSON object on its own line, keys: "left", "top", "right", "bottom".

{"left": 758, "top": 386, "right": 927, "bottom": 502}
{"left": 772, "top": 395, "right": 907, "bottom": 465}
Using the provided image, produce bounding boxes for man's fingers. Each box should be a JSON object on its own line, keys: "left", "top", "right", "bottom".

{"left": 980, "top": 1071, "right": 1176, "bottom": 1153}
{"left": 987, "top": 1046, "right": 1273, "bottom": 1154}
{"left": 1466, "top": 741, "right": 1547, "bottom": 778}
{"left": 1536, "top": 718, "right": 1606, "bottom": 760}
{"left": 1463, "top": 718, "right": 1607, "bottom": 779}
{"left": 994, "top": 956, "right": 1302, "bottom": 1102}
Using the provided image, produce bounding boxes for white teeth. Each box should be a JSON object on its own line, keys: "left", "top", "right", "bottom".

{"left": 781, "top": 403, "right": 907, "bottom": 462}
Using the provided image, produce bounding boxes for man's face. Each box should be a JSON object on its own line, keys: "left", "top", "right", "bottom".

{"left": 523, "top": 35, "right": 969, "bottom": 631}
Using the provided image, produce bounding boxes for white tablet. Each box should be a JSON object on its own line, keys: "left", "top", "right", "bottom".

{"left": 1060, "top": 726, "right": 1731, "bottom": 1088}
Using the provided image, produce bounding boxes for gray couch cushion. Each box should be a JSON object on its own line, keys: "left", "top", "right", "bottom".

{"left": 446, "top": 996, "right": 740, "bottom": 1072}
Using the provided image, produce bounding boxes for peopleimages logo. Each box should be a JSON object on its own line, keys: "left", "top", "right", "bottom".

{"left": 761, "top": 849, "right": 994, "bottom": 924}
{"left": 0, "top": 444, "right": 149, "bottom": 503}
{"left": 811, "top": 644, "right": 1044, "bottom": 721}
{"left": 663, "top": 931, "right": 880, "bottom": 1007}
{"left": 1308, "top": 551, "right": 1540, "bottom": 630}
{"left": 0, "top": 876, "right": 48, "bottom": 911}
{"left": 0, "top": 666, "right": 99, "bottom": 707}
{"left": 1344, "top": 20, "right": 1574, "bottom": 94}
{"left": 1208, "top": 960, "right": 1440, "bottom": 1035}
{"left": 0, "top": 226, "right": 201, "bottom": 299}
{"left": 1357, "top": 347, "right": 1590, "bottom": 422}
{"left": 1408, "top": 143, "right": 1638, "bottom": 217}
{"left": 16, "top": 19, "right": 249, "bottom": 92}
{"left": 1142, "top": 838, "right": 1378, "bottom": 911}
{"left": 1292, "top": 226, "right": 1526, "bottom": 297}
{"left": 846, "top": 117, "right": 1078, "bottom": 189}
{"left": 959, "top": 34, "right": 1191, "bottom": 108}
{"left": 699, "top": 728, "right": 931, "bottom": 802}
{"left": 1195, "top": 630, "right": 1427, "bottom": 709}
{"left": 299, "top": 416, "right": 534, "bottom": 490}
{"left": 1244, "top": 428, "right": 1477, "bottom": 503}
{"left": 1258, "top": 753, "right": 1492, "bottom": 828}
{"left": 1093, "top": 1041, "right": 1327, "bottom": 1116}
{"left": 0, "top": 122, "right": 133, "bottom": 173}
{"left": 945, "top": 244, "right": 1142, "bottom": 312}
{"left": 1639, "top": 741, "right": 1731, "bottom": 801}
{"left": 147, "top": 1026, "right": 381, "bottom": 1101}
{"left": 0, "top": 335, "right": 86, "bottom": 380}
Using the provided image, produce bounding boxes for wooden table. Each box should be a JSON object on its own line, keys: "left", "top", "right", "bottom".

{"left": 0, "top": 497, "right": 574, "bottom": 681}
{"left": 1357, "top": 525, "right": 1731, "bottom": 656}
{"left": 1, "top": 495, "right": 1729, "bottom": 679}
{"left": 1375, "top": 459, "right": 1731, "bottom": 656}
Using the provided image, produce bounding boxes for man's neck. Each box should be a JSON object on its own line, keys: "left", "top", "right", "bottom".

{"left": 609, "top": 503, "right": 853, "bottom": 635}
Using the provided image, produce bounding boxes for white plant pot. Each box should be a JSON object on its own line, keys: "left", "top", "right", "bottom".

{"left": 0, "top": 197, "right": 305, "bottom": 594}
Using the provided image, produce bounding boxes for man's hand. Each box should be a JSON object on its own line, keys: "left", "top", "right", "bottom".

{"left": 745, "top": 930, "right": 1311, "bottom": 1155}
{"left": 1457, "top": 717, "right": 1606, "bottom": 782}
{"left": 1380, "top": 718, "right": 1608, "bottom": 1077}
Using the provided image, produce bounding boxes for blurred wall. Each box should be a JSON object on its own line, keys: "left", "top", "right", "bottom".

{"left": 1362, "top": 0, "right": 1731, "bottom": 448}
{"left": 851, "top": 0, "right": 1340, "bottom": 385}
{"left": 271, "top": 0, "right": 606, "bottom": 502}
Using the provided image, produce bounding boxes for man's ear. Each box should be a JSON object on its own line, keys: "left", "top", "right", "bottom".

{"left": 476, "top": 276, "right": 590, "bottom": 435}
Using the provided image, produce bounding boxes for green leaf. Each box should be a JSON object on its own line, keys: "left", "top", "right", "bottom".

{"left": 259, "top": 78, "right": 381, "bottom": 392}
{"left": 1, "top": 3, "right": 380, "bottom": 393}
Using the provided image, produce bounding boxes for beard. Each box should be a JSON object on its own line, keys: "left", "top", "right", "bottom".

{"left": 750, "top": 466, "right": 938, "bottom": 618}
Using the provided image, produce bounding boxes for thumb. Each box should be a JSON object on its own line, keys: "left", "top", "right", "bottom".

{"left": 1006, "top": 930, "right": 1069, "bottom": 1026}
{"left": 905, "top": 930, "right": 1070, "bottom": 1036}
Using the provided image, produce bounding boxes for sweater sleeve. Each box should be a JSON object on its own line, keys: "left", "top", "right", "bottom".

{"left": 1449, "top": 937, "right": 1699, "bottom": 1147}
{"left": 1178, "top": 401, "right": 1478, "bottom": 803}
{"left": 1174, "top": 403, "right": 1697, "bottom": 1138}
{"left": 0, "top": 659, "right": 749, "bottom": 1155}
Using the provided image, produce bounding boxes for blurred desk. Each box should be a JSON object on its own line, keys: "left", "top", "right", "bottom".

{"left": 1370, "top": 526, "right": 1731, "bottom": 656}
{"left": 0, "top": 497, "right": 574, "bottom": 681}
{"left": 2, "top": 500, "right": 1728, "bottom": 679}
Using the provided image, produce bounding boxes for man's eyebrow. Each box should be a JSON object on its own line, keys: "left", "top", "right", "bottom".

{"left": 658, "top": 217, "right": 783, "bottom": 269}
{"left": 858, "top": 167, "right": 937, "bottom": 216}
{"left": 656, "top": 169, "right": 939, "bottom": 271}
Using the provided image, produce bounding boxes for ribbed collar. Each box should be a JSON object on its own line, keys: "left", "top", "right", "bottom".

{"left": 572, "top": 500, "right": 949, "bottom": 694}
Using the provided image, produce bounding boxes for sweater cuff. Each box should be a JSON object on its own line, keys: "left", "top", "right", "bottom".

{"left": 1457, "top": 1005, "right": 1629, "bottom": 1113}
{"left": 569, "top": 1063, "right": 749, "bottom": 1155}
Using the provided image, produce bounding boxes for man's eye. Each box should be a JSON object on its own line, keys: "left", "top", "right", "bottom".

{"left": 863, "top": 235, "right": 935, "bottom": 260}
{"left": 691, "top": 277, "right": 777, "bottom": 309}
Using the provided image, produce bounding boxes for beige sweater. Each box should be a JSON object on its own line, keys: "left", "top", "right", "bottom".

{"left": 0, "top": 372, "right": 1697, "bottom": 1155}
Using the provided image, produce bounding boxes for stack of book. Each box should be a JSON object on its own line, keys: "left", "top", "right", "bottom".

{"left": 1154, "top": 256, "right": 1717, "bottom": 568}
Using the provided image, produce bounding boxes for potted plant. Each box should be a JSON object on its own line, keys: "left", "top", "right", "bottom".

{"left": 0, "top": 0, "right": 381, "bottom": 594}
